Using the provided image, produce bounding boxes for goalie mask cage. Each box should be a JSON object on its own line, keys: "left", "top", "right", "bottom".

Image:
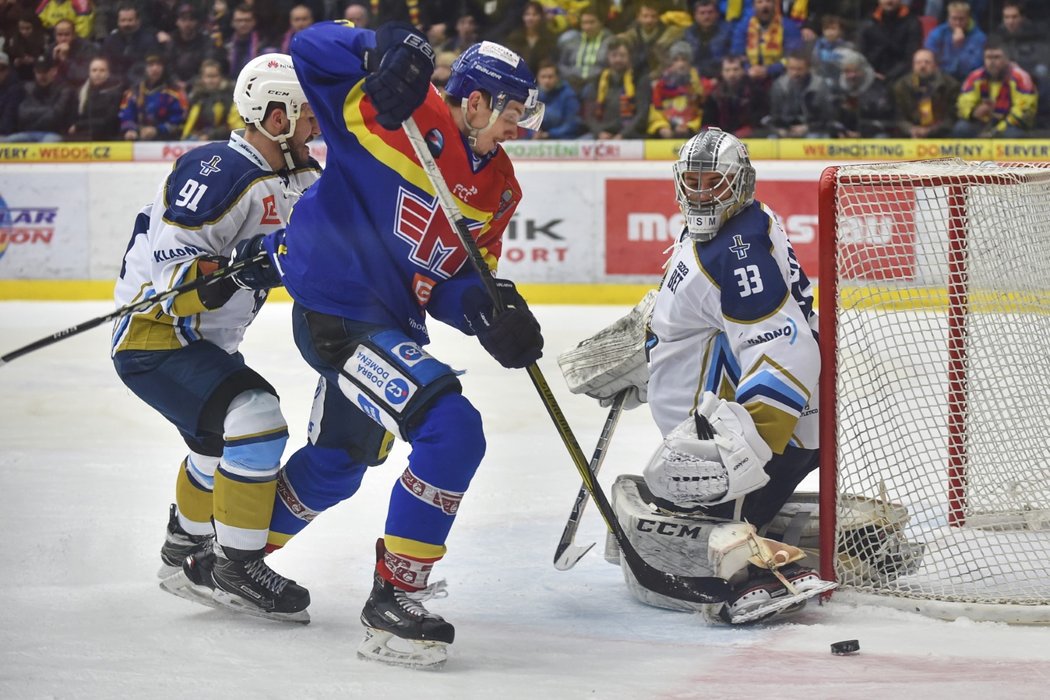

{"left": 817, "top": 160, "right": 1050, "bottom": 624}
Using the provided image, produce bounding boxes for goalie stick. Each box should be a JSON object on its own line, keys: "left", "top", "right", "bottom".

{"left": 401, "top": 117, "right": 730, "bottom": 605}
{"left": 553, "top": 389, "right": 626, "bottom": 571}
{"left": 0, "top": 250, "right": 268, "bottom": 366}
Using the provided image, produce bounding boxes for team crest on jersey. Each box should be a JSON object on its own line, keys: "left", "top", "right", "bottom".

{"left": 493, "top": 189, "right": 514, "bottom": 220}
{"left": 260, "top": 194, "right": 281, "bottom": 225}
{"left": 425, "top": 128, "right": 444, "bottom": 157}
{"left": 199, "top": 155, "right": 222, "bottom": 176}
{"left": 729, "top": 234, "right": 750, "bottom": 260}
{"left": 395, "top": 187, "right": 482, "bottom": 279}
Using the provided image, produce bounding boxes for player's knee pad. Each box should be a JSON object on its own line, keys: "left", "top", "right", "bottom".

{"left": 405, "top": 391, "right": 485, "bottom": 490}
{"left": 221, "top": 389, "right": 288, "bottom": 480}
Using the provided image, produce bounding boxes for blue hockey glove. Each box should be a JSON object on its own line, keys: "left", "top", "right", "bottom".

{"left": 363, "top": 21, "right": 435, "bottom": 130}
{"left": 463, "top": 278, "right": 544, "bottom": 369}
{"left": 228, "top": 230, "right": 285, "bottom": 290}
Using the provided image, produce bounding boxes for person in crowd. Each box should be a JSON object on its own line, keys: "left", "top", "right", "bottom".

{"left": 856, "top": 0, "right": 923, "bottom": 83}
{"left": 582, "top": 36, "right": 650, "bottom": 139}
{"left": 35, "top": 0, "right": 95, "bottom": 39}
{"left": 225, "top": 2, "right": 262, "bottom": 78}
{"left": 810, "top": 14, "right": 850, "bottom": 87}
{"left": 180, "top": 56, "right": 240, "bottom": 140}
{"left": 50, "top": 17, "right": 98, "bottom": 89}
{"left": 343, "top": 1, "right": 371, "bottom": 27}
{"left": 101, "top": 2, "right": 159, "bottom": 85}
{"left": 892, "top": 47, "right": 959, "bottom": 138}
{"left": 0, "top": 50, "right": 26, "bottom": 136}
{"left": 533, "top": 57, "right": 581, "bottom": 138}
{"left": 618, "top": 0, "right": 684, "bottom": 80}
{"left": 437, "top": 12, "right": 479, "bottom": 55}
{"left": 992, "top": 0, "right": 1050, "bottom": 127}
{"left": 68, "top": 54, "right": 122, "bottom": 139}
{"left": 278, "top": 3, "right": 314, "bottom": 53}
{"left": 8, "top": 12, "right": 50, "bottom": 82}
{"left": 925, "top": 0, "right": 986, "bottom": 82}
{"left": 952, "top": 37, "right": 1037, "bottom": 137}
{"left": 1, "top": 54, "right": 75, "bottom": 141}
{"left": 431, "top": 49, "right": 457, "bottom": 96}
{"left": 503, "top": 1, "right": 558, "bottom": 74}
{"left": 701, "top": 53, "right": 769, "bottom": 138}
{"left": 681, "top": 0, "right": 731, "bottom": 81}
{"left": 834, "top": 47, "right": 896, "bottom": 137}
{"left": 165, "top": 3, "right": 221, "bottom": 90}
{"left": 730, "top": 0, "right": 802, "bottom": 90}
{"left": 118, "top": 51, "right": 186, "bottom": 140}
{"left": 763, "top": 48, "right": 836, "bottom": 137}
{"left": 556, "top": 6, "right": 612, "bottom": 94}
{"left": 648, "top": 41, "right": 705, "bottom": 139}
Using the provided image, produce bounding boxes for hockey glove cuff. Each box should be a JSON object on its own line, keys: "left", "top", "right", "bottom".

{"left": 228, "top": 230, "right": 285, "bottom": 291}
{"left": 463, "top": 278, "right": 544, "bottom": 369}
{"left": 363, "top": 21, "right": 436, "bottom": 131}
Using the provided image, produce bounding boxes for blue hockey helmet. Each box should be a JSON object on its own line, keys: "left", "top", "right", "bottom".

{"left": 446, "top": 41, "right": 544, "bottom": 130}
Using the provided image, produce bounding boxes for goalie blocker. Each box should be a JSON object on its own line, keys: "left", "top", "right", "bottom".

{"left": 605, "top": 475, "right": 923, "bottom": 623}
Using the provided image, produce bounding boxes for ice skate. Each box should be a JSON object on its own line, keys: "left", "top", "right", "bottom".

{"left": 357, "top": 573, "right": 455, "bottom": 670}
{"left": 208, "top": 545, "right": 311, "bottom": 624}
{"left": 159, "top": 543, "right": 222, "bottom": 610}
{"left": 157, "top": 504, "right": 213, "bottom": 578}
{"left": 715, "top": 564, "right": 837, "bottom": 625}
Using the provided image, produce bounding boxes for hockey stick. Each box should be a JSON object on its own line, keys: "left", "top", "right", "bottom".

{"left": 0, "top": 251, "right": 268, "bottom": 366}
{"left": 402, "top": 117, "right": 730, "bottom": 604}
{"left": 553, "top": 389, "right": 627, "bottom": 571}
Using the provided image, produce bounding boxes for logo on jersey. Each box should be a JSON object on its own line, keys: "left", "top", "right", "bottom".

{"left": 412, "top": 272, "right": 436, "bottom": 307}
{"left": 395, "top": 186, "right": 479, "bottom": 279}
{"left": 385, "top": 378, "right": 410, "bottom": 405}
{"left": 729, "top": 234, "right": 750, "bottom": 260}
{"left": 425, "top": 128, "right": 444, "bottom": 157}
{"left": 199, "top": 155, "right": 222, "bottom": 176}
{"left": 260, "top": 194, "right": 281, "bottom": 225}
{"left": 745, "top": 318, "right": 798, "bottom": 347}
{"left": 453, "top": 183, "right": 477, "bottom": 202}
{"left": 394, "top": 342, "right": 425, "bottom": 366}
{"left": 666, "top": 260, "right": 689, "bottom": 293}
{"left": 493, "top": 188, "right": 514, "bottom": 220}
{"left": 352, "top": 344, "right": 418, "bottom": 413}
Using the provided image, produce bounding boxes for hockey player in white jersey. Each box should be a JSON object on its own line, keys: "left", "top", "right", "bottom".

{"left": 111, "top": 53, "right": 321, "bottom": 622}
{"left": 563, "top": 128, "right": 835, "bottom": 623}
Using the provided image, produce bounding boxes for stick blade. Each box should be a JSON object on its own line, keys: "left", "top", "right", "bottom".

{"left": 621, "top": 544, "right": 731, "bottom": 604}
{"left": 553, "top": 542, "right": 595, "bottom": 571}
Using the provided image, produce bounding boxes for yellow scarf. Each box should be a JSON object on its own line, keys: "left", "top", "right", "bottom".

{"left": 745, "top": 13, "right": 784, "bottom": 67}
{"left": 727, "top": 1, "right": 807, "bottom": 23}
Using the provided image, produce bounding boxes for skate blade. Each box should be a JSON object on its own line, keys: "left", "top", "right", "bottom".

{"left": 357, "top": 627, "right": 449, "bottom": 670}
{"left": 730, "top": 580, "right": 838, "bottom": 624}
{"left": 159, "top": 570, "right": 223, "bottom": 611}
{"left": 211, "top": 589, "right": 311, "bottom": 625}
{"left": 157, "top": 563, "right": 182, "bottom": 579}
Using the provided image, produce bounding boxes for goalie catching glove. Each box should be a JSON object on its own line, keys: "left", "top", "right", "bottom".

{"left": 643, "top": 391, "right": 772, "bottom": 508}
{"left": 463, "top": 278, "right": 543, "bottom": 369}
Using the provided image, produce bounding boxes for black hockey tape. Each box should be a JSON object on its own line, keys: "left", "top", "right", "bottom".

{"left": 830, "top": 640, "right": 860, "bottom": 655}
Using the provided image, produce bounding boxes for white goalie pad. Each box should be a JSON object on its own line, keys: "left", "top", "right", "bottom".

{"left": 558, "top": 290, "right": 656, "bottom": 409}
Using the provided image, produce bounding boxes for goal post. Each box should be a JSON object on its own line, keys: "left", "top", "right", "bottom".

{"left": 817, "top": 159, "right": 1050, "bottom": 623}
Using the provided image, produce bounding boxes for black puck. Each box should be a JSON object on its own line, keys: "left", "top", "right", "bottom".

{"left": 831, "top": 640, "right": 860, "bottom": 655}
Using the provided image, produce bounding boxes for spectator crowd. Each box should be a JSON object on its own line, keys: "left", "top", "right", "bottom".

{"left": 2, "top": 0, "right": 1049, "bottom": 143}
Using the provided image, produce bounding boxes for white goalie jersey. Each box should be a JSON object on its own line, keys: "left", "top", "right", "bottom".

{"left": 112, "top": 132, "right": 320, "bottom": 355}
{"left": 646, "top": 201, "right": 819, "bottom": 454}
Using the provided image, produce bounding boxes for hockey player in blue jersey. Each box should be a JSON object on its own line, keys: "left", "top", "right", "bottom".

{"left": 112, "top": 53, "right": 321, "bottom": 622}
{"left": 565, "top": 128, "right": 837, "bottom": 624}
{"left": 177, "top": 21, "right": 545, "bottom": 667}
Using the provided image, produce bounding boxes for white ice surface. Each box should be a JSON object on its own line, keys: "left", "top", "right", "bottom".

{"left": 2, "top": 301, "right": 1049, "bottom": 699}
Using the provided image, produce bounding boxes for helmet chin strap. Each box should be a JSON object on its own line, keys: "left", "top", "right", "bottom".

{"left": 258, "top": 116, "right": 298, "bottom": 171}
{"left": 460, "top": 96, "right": 499, "bottom": 151}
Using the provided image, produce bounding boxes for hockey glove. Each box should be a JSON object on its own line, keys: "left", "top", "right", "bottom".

{"left": 228, "top": 230, "right": 285, "bottom": 291}
{"left": 463, "top": 278, "right": 544, "bottom": 369}
{"left": 363, "top": 21, "right": 436, "bottom": 131}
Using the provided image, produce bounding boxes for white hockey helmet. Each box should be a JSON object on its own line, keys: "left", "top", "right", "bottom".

{"left": 673, "top": 128, "right": 756, "bottom": 242}
{"left": 234, "top": 53, "right": 306, "bottom": 167}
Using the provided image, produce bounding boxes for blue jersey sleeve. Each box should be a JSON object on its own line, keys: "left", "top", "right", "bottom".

{"left": 290, "top": 22, "right": 375, "bottom": 127}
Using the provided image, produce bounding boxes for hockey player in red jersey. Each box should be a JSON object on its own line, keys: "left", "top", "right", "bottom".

{"left": 180, "top": 21, "right": 545, "bottom": 667}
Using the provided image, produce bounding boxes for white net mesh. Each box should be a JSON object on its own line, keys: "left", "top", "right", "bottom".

{"left": 822, "top": 160, "right": 1050, "bottom": 622}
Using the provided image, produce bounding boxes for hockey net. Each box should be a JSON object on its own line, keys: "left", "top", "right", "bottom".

{"left": 817, "top": 160, "right": 1050, "bottom": 623}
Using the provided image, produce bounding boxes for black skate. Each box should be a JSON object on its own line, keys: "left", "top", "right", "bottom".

{"left": 358, "top": 573, "right": 455, "bottom": 669}
{"left": 210, "top": 545, "right": 311, "bottom": 624}
{"left": 157, "top": 504, "right": 213, "bottom": 578}
{"left": 159, "top": 542, "right": 221, "bottom": 610}
{"left": 715, "top": 563, "right": 837, "bottom": 625}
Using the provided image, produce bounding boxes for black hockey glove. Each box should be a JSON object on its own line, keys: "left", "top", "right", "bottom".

{"left": 363, "top": 21, "right": 436, "bottom": 130}
{"left": 463, "top": 278, "right": 544, "bottom": 369}
{"left": 228, "top": 231, "right": 285, "bottom": 291}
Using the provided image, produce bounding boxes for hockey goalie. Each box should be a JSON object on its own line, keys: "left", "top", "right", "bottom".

{"left": 560, "top": 129, "right": 913, "bottom": 623}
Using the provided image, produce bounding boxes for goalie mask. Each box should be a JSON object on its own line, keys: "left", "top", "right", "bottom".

{"left": 446, "top": 41, "right": 545, "bottom": 144}
{"left": 673, "top": 128, "right": 756, "bottom": 242}
{"left": 234, "top": 53, "right": 307, "bottom": 171}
